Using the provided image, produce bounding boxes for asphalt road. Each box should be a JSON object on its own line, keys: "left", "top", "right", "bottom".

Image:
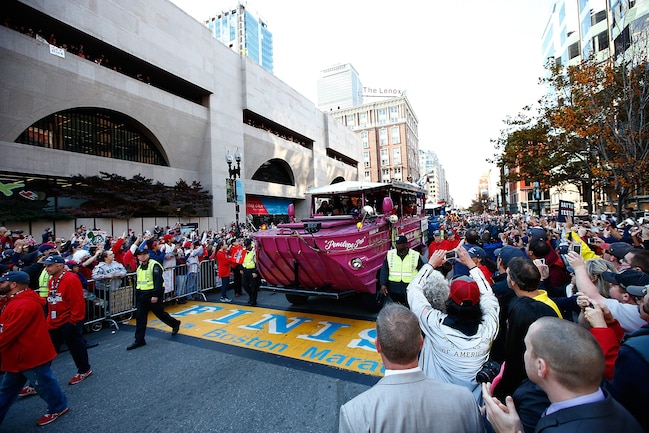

{"left": 1, "top": 289, "right": 379, "bottom": 433}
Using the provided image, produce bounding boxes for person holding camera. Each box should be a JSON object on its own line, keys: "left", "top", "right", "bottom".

{"left": 406, "top": 247, "right": 500, "bottom": 402}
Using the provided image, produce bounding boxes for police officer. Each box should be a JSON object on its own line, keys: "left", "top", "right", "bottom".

{"left": 127, "top": 248, "right": 181, "bottom": 350}
{"left": 379, "top": 235, "right": 426, "bottom": 307}
{"left": 241, "top": 238, "right": 260, "bottom": 307}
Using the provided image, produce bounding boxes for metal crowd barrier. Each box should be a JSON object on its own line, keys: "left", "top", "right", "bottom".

{"left": 83, "top": 259, "right": 223, "bottom": 332}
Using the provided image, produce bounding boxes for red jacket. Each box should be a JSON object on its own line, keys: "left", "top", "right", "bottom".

{"left": 0, "top": 289, "right": 57, "bottom": 372}
{"left": 47, "top": 270, "right": 86, "bottom": 329}
{"left": 590, "top": 320, "right": 624, "bottom": 381}
{"left": 215, "top": 249, "right": 232, "bottom": 278}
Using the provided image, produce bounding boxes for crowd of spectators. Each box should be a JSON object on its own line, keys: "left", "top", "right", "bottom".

{"left": 1, "top": 13, "right": 153, "bottom": 87}
{"left": 341, "top": 209, "right": 649, "bottom": 432}
{"left": 0, "top": 222, "right": 253, "bottom": 303}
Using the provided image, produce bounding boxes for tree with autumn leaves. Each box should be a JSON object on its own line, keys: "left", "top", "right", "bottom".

{"left": 494, "top": 52, "right": 649, "bottom": 219}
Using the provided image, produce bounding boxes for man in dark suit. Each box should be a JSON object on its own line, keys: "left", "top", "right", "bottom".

{"left": 338, "top": 303, "right": 484, "bottom": 433}
{"left": 483, "top": 316, "right": 643, "bottom": 433}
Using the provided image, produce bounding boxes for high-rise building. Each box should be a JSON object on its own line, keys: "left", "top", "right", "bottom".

{"left": 317, "top": 63, "right": 363, "bottom": 111}
{"left": 333, "top": 96, "right": 419, "bottom": 184}
{"left": 205, "top": 3, "right": 273, "bottom": 73}
{"left": 419, "top": 149, "right": 451, "bottom": 207}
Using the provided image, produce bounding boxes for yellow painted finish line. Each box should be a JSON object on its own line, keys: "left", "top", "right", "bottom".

{"left": 132, "top": 302, "right": 383, "bottom": 376}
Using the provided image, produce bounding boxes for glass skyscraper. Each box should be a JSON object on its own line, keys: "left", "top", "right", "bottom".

{"left": 206, "top": 4, "right": 274, "bottom": 74}
{"left": 317, "top": 63, "right": 364, "bottom": 111}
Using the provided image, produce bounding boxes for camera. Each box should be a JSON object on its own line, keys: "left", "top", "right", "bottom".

{"left": 445, "top": 251, "right": 457, "bottom": 260}
{"left": 571, "top": 243, "right": 582, "bottom": 254}
{"left": 476, "top": 360, "right": 502, "bottom": 384}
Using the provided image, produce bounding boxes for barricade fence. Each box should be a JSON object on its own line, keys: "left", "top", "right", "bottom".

{"left": 83, "top": 259, "right": 224, "bottom": 332}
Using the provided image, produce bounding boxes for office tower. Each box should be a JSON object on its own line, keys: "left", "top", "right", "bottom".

{"left": 206, "top": 3, "right": 273, "bottom": 73}
{"left": 317, "top": 63, "right": 363, "bottom": 111}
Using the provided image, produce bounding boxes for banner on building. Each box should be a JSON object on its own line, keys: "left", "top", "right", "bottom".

{"left": 246, "top": 196, "right": 293, "bottom": 215}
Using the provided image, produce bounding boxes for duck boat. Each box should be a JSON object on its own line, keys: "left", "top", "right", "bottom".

{"left": 251, "top": 180, "right": 428, "bottom": 311}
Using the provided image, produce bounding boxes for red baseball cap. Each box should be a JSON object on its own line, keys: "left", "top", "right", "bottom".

{"left": 449, "top": 276, "right": 480, "bottom": 306}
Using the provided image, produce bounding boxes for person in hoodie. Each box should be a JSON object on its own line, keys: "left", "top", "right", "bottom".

{"left": 0, "top": 271, "right": 69, "bottom": 427}
{"left": 407, "top": 247, "right": 500, "bottom": 402}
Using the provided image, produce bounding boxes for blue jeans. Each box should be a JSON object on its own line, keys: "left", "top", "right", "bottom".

{"left": 186, "top": 271, "right": 198, "bottom": 297}
{"left": 0, "top": 362, "right": 68, "bottom": 425}
{"left": 220, "top": 275, "right": 230, "bottom": 298}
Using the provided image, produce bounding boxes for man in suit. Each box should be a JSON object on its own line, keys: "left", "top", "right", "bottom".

{"left": 338, "top": 303, "right": 484, "bottom": 433}
{"left": 483, "top": 316, "right": 643, "bottom": 433}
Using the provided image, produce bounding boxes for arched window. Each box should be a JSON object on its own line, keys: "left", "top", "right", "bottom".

{"left": 16, "top": 108, "right": 168, "bottom": 166}
{"left": 251, "top": 158, "right": 294, "bottom": 186}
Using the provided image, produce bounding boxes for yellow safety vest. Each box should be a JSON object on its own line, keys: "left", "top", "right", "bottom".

{"left": 242, "top": 248, "right": 256, "bottom": 269}
{"left": 136, "top": 260, "right": 164, "bottom": 291}
{"left": 387, "top": 249, "right": 420, "bottom": 283}
{"left": 38, "top": 268, "right": 50, "bottom": 297}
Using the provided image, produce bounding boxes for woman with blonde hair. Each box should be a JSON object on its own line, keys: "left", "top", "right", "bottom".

{"left": 584, "top": 258, "right": 616, "bottom": 297}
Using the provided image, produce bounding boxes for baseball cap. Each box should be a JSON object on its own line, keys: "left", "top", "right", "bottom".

{"left": 395, "top": 235, "right": 408, "bottom": 244}
{"left": 601, "top": 269, "right": 649, "bottom": 289}
{"left": 243, "top": 238, "right": 253, "bottom": 247}
{"left": 135, "top": 248, "right": 150, "bottom": 255}
{"left": 38, "top": 243, "right": 56, "bottom": 253}
{"left": 0, "top": 271, "right": 30, "bottom": 284}
{"left": 433, "top": 230, "right": 441, "bottom": 236}
{"left": 466, "top": 246, "right": 486, "bottom": 260}
{"left": 606, "top": 242, "right": 634, "bottom": 260}
{"left": 497, "top": 246, "right": 525, "bottom": 268}
{"left": 626, "top": 284, "right": 648, "bottom": 297}
{"left": 449, "top": 276, "right": 480, "bottom": 307}
{"left": 527, "top": 227, "right": 547, "bottom": 242}
{"left": 42, "top": 255, "right": 65, "bottom": 265}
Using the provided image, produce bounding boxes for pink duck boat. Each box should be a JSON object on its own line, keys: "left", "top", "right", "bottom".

{"left": 251, "top": 181, "right": 428, "bottom": 311}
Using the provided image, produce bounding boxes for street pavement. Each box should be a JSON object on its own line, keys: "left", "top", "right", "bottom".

{"left": 2, "top": 290, "right": 378, "bottom": 433}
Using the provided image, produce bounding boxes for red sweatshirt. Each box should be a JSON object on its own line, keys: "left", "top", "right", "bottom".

{"left": 0, "top": 289, "right": 57, "bottom": 372}
{"left": 46, "top": 270, "right": 86, "bottom": 329}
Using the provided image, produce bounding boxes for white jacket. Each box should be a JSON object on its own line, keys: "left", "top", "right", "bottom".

{"left": 407, "top": 265, "right": 500, "bottom": 401}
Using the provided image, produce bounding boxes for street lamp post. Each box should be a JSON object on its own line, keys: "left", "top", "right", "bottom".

{"left": 226, "top": 149, "right": 242, "bottom": 235}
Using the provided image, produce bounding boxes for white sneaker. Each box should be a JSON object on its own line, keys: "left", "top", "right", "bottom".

{"left": 220, "top": 297, "right": 232, "bottom": 303}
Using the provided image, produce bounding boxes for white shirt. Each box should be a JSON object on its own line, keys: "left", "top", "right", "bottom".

{"left": 407, "top": 265, "right": 500, "bottom": 402}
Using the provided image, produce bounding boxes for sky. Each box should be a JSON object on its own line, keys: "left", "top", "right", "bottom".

{"left": 170, "top": 0, "right": 557, "bottom": 207}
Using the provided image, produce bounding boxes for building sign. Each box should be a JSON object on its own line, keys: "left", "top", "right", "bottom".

{"left": 361, "top": 86, "right": 404, "bottom": 97}
{"left": 558, "top": 200, "right": 574, "bottom": 222}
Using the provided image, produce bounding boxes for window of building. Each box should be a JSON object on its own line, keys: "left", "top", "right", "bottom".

{"left": 391, "top": 126, "right": 400, "bottom": 144}
{"left": 346, "top": 115, "right": 355, "bottom": 127}
{"left": 381, "top": 168, "right": 390, "bottom": 181}
{"left": 363, "top": 151, "right": 370, "bottom": 161}
{"left": 379, "top": 129, "right": 388, "bottom": 146}
{"left": 359, "top": 112, "right": 367, "bottom": 127}
{"left": 16, "top": 108, "right": 168, "bottom": 166}
{"left": 380, "top": 149, "right": 389, "bottom": 166}
{"left": 378, "top": 108, "right": 387, "bottom": 125}
{"left": 389, "top": 106, "right": 399, "bottom": 123}
{"left": 364, "top": 161, "right": 371, "bottom": 168}
{"left": 364, "top": 171, "right": 371, "bottom": 181}
{"left": 392, "top": 148, "right": 401, "bottom": 165}
{"left": 361, "top": 131, "right": 369, "bottom": 148}
{"left": 568, "top": 41, "right": 580, "bottom": 59}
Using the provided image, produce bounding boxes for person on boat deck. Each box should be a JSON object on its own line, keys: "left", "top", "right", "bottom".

{"left": 316, "top": 200, "right": 332, "bottom": 215}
